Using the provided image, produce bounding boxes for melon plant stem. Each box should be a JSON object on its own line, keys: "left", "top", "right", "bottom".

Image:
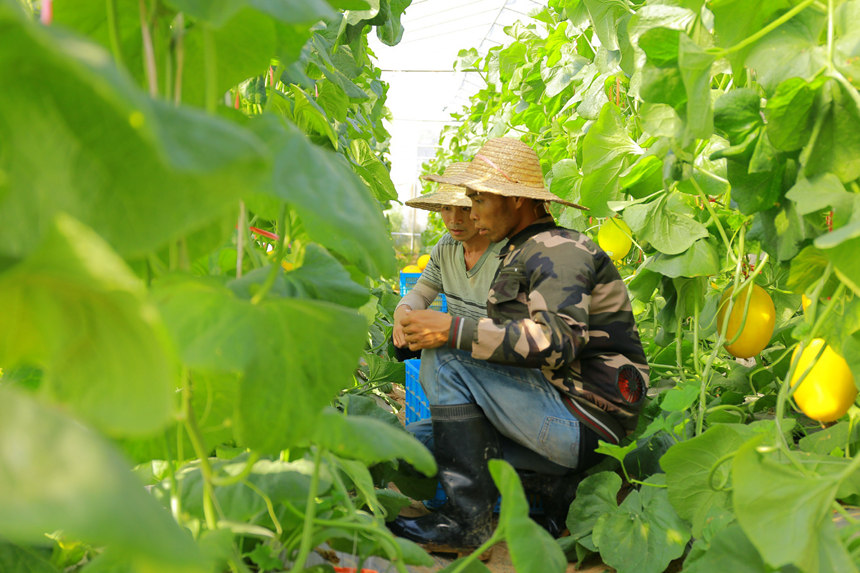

{"left": 106, "top": 0, "right": 123, "bottom": 67}
{"left": 180, "top": 373, "right": 218, "bottom": 530}
{"left": 138, "top": 0, "right": 158, "bottom": 96}
{"left": 715, "top": 0, "right": 815, "bottom": 57}
{"left": 252, "top": 205, "right": 288, "bottom": 305}
{"left": 290, "top": 446, "right": 324, "bottom": 573}
{"left": 203, "top": 24, "right": 218, "bottom": 114}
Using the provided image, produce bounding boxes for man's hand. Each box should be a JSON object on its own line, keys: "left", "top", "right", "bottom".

{"left": 401, "top": 310, "right": 452, "bottom": 350}
{"left": 392, "top": 305, "right": 411, "bottom": 347}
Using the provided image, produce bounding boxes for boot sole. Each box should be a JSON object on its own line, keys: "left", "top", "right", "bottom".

{"left": 418, "top": 542, "right": 494, "bottom": 562}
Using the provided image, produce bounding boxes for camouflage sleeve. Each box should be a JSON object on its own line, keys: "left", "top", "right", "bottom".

{"left": 450, "top": 233, "right": 595, "bottom": 370}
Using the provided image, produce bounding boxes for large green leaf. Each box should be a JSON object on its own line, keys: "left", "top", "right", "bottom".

{"left": 491, "top": 460, "right": 567, "bottom": 573}
{"left": 803, "top": 79, "right": 860, "bottom": 184}
{"left": 709, "top": 0, "right": 793, "bottom": 77}
{"left": 765, "top": 77, "right": 818, "bottom": 151}
{"left": 566, "top": 471, "right": 623, "bottom": 551}
{"left": 152, "top": 277, "right": 368, "bottom": 453}
{"left": 678, "top": 33, "right": 715, "bottom": 144}
{"left": 0, "top": 215, "right": 176, "bottom": 435}
{"left": 713, "top": 88, "right": 762, "bottom": 144}
{"left": 624, "top": 193, "right": 709, "bottom": 255}
{"left": 0, "top": 388, "right": 206, "bottom": 572}
{"left": 786, "top": 174, "right": 854, "bottom": 219}
{"left": 743, "top": 9, "right": 827, "bottom": 95}
{"left": 376, "top": 0, "right": 410, "bottom": 46}
{"left": 180, "top": 9, "right": 275, "bottom": 108}
{"left": 580, "top": 103, "right": 643, "bottom": 217}
{"left": 682, "top": 523, "right": 773, "bottom": 573}
{"left": 248, "top": 116, "right": 395, "bottom": 277}
{"left": 313, "top": 410, "right": 436, "bottom": 476}
{"left": 162, "top": 456, "right": 324, "bottom": 525}
{"left": 583, "top": 0, "right": 631, "bottom": 51}
{"left": 0, "top": 11, "right": 268, "bottom": 259}
{"left": 660, "top": 424, "right": 759, "bottom": 537}
{"left": 732, "top": 434, "right": 854, "bottom": 571}
{"left": 349, "top": 138, "right": 399, "bottom": 203}
{"left": 163, "top": 0, "right": 335, "bottom": 27}
{"left": 592, "top": 475, "right": 690, "bottom": 573}
{"left": 645, "top": 238, "right": 719, "bottom": 278}
{"left": 0, "top": 541, "right": 58, "bottom": 573}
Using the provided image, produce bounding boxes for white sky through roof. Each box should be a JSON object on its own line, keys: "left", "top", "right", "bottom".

{"left": 369, "top": 0, "right": 543, "bottom": 237}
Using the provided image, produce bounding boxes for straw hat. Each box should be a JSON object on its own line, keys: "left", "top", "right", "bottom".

{"left": 422, "top": 138, "right": 587, "bottom": 210}
{"left": 405, "top": 162, "right": 472, "bottom": 211}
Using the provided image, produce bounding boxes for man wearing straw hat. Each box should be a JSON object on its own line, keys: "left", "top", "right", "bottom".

{"left": 391, "top": 138, "right": 649, "bottom": 550}
{"left": 393, "top": 162, "right": 503, "bottom": 448}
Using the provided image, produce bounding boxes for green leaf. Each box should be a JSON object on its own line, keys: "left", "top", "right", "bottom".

{"left": 713, "top": 88, "right": 762, "bottom": 144}
{"left": 313, "top": 410, "right": 437, "bottom": 476}
{"left": 0, "top": 215, "right": 176, "bottom": 435}
{"left": 750, "top": 200, "right": 806, "bottom": 261}
{"left": 163, "top": 0, "right": 335, "bottom": 27}
{"left": 0, "top": 541, "right": 58, "bottom": 573}
{"left": 732, "top": 434, "right": 848, "bottom": 571}
{"left": 349, "top": 138, "right": 399, "bottom": 203}
{"left": 152, "top": 278, "right": 369, "bottom": 453}
{"left": 0, "top": 388, "right": 206, "bottom": 572}
{"left": 317, "top": 78, "right": 350, "bottom": 123}
{"left": 542, "top": 45, "right": 590, "bottom": 98}
{"left": 678, "top": 33, "right": 715, "bottom": 144}
{"left": 765, "top": 77, "right": 817, "bottom": 151}
{"left": 582, "top": 0, "right": 631, "bottom": 51}
{"left": 376, "top": 0, "right": 410, "bottom": 46}
{"left": 744, "top": 9, "right": 827, "bottom": 95}
{"left": 660, "top": 424, "right": 759, "bottom": 537}
{"left": 490, "top": 460, "right": 567, "bottom": 573}
{"left": 566, "top": 471, "right": 623, "bottom": 551}
{"left": 681, "top": 523, "right": 772, "bottom": 573}
{"left": 638, "top": 27, "right": 681, "bottom": 67}
{"left": 180, "top": 9, "right": 276, "bottom": 108}
{"left": 639, "top": 103, "right": 682, "bottom": 138}
{"left": 248, "top": 116, "right": 395, "bottom": 277}
{"left": 821, "top": 235, "right": 860, "bottom": 296}
{"left": 592, "top": 475, "right": 690, "bottom": 573}
{"left": 803, "top": 79, "right": 860, "bottom": 184}
{"left": 166, "top": 456, "right": 324, "bottom": 525}
{"left": 624, "top": 194, "right": 709, "bottom": 255}
{"left": 787, "top": 246, "right": 833, "bottom": 294}
{"left": 290, "top": 84, "right": 339, "bottom": 147}
{"left": 0, "top": 13, "right": 268, "bottom": 259}
{"left": 709, "top": 0, "right": 794, "bottom": 77}
{"left": 786, "top": 174, "right": 853, "bottom": 217}
{"left": 580, "top": 103, "right": 643, "bottom": 217}
{"left": 232, "top": 244, "right": 370, "bottom": 308}
{"left": 645, "top": 238, "right": 719, "bottom": 278}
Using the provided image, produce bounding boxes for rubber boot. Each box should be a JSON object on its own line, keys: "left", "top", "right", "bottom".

{"left": 519, "top": 470, "right": 585, "bottom": 538}
{"left": 388, "top": 403, "right": 501, "bottom": 552}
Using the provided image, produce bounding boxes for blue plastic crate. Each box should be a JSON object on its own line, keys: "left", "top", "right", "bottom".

{"left": 404, "top": 359, "right": 429, "bottom": 426}
{"left": 403, "top": 358, "right": 543, "bottom": 515}
{"left": 399, "top": 272, "right": 447, "bottom": 312}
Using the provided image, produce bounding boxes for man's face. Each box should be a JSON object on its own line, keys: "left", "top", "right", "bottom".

{"left": 439, "top": 205, "right": 479, "bottom": 242}
{"left": 467, "top": 191, "right": 517, "bottom": 242}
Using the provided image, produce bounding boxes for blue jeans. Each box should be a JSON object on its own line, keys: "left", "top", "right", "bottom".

{"left": 410, "top": 347, "right": 583, "bottom": 474}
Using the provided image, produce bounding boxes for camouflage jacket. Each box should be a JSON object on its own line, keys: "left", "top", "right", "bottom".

{"left": 448, "top": 217, "right": 649, "bottom": 443}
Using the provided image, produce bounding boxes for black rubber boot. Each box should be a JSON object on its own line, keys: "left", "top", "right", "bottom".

{"left": 519, "top": 470, "right": 585, "bottom": 538}
{"left": 520, "top": 425, "right": 602, "bottom": 537}
{"left": 388, "top": 403, "right": 501, "bottom": 551}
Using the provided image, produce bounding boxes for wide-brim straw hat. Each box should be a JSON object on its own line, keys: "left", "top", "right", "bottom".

{"left": 422, "top": 138, "right": 587, "bottom": 210}
{"left": 405, "top": 162, "right": 472, "bottom": 211}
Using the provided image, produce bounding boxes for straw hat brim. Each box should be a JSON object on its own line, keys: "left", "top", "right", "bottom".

{"left": 422, "top": 172, "right": 588, "bottom": 210}
{"left": 405, "top": 189, "right": 472, "bottom": 211}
